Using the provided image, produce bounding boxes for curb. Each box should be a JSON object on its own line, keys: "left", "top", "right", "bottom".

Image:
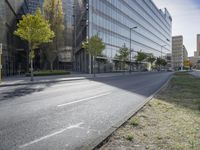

{"left": 0, "top": 72, "right": 158, "bottom": 87}
{"left": 80, "top": 74, "right": 173, "bottom": 150}
{"left": 0, "top": 77, "right": 88, "bottom": 87}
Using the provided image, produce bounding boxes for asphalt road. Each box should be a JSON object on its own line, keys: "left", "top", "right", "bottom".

{"left": 0, "top": 72, "right": 172, "bottom": 150}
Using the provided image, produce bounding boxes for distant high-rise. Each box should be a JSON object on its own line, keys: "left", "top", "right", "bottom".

{"left": 172, "top": 36, "right": 188, "bottom": 70}
{"left": 196, "top": 34, "right": 200, "bottom": 56}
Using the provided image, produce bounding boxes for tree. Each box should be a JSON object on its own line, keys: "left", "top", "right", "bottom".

{"left": 14, "top": 9, "right": 54, "bottom": 81}
{"left": 43, "top": 0, "right": 65, "bottom": 70}
{"left": 147, "top": 54, "right": 156, "bottom": 70}
{"left": 82, "top": 34, "right": 105, "bottom": 77}
{"left": 156, "top": 57, "right": 167, "bottom": 71}
{"left": 161, "top": 59, "right": 167, "bottom": 67}
{"left": 115, "top": 44, "right": 130, "bottom": 73}
{"left": 135, "top": 51, "right": 147, "bottom": 71}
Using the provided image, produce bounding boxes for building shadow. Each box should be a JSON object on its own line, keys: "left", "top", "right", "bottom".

{"left": 89, "top": 72, "right": 173, "bottom": 98}
{"left": 0, "top": 83, "right": 54, "bottom": 101}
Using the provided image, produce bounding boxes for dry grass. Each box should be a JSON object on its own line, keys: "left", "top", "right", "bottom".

{"left": 99, "top": 72, "right": 200, "bottom": 150}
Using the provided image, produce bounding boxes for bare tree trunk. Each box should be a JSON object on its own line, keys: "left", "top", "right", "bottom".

{"left": 30, "top": 57, "right": 34, "bottom": 81}
{"left": 93, "top": 56, "right": 96, "bottom": 77}
{"left": 50, "top": 62, "right": 53, "bottom": 71}
{"left": 29, "top": 42, "right": 34, "bottom": 81}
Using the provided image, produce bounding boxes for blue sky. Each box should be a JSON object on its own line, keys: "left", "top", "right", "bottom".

{"left": 153, "top": 0, "right": 200, "bottom": 56}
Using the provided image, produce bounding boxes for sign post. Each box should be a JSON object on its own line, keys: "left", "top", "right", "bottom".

{"left": 0, "top": 43, "right": 2, "bottom": 82}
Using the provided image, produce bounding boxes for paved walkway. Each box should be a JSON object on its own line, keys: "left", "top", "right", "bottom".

{"left": 190, "top": 70, "right": 200, "bottom": 77}
{"left": 0, "top": 72, "right": 148, "bottom": 87}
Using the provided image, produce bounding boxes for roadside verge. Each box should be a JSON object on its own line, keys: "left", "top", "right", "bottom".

{"left": 80, "top": 74, "right": 173, "bottom": 150}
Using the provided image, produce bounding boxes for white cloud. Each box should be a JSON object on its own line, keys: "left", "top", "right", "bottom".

{"left": 153, "top": 0, "right": 200, "bottom": 56}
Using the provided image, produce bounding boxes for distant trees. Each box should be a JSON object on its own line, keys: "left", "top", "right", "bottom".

{"left": 155, "top": 57, "right": 167, "bottom": 70}
{"left": 115, "top": 44, "right": 130, "bottom": 73}
{"left": 134, "top": 51, "right": 168, "bottom": 71}
{"left": 147, "top": 54, "right": 156, "bottom": 71}
{"left": 82, "top": 34, "right": 105, "bottom": 77}
{"left": 43, "top": 0, "right": 65, "bottom": 70}
{"left": 135, "top": 51, "right": 147, "bottom": 71}
{"left": 14, "top": 9, "right": 54, "bottom": 81}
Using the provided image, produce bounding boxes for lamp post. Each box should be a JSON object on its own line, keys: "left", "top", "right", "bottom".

{"left": 0, "top": 43, "right": 2, "bottom": 82}
{"left": 129, "top": 26, "right": 137, "bottom": 74}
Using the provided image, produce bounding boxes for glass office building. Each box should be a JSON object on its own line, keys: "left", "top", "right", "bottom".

{"left": 0, "top": 0, "right": 29, "bottom": 76}
{"left": 58, "top": 0, "right": 74, "bottom": 69}
{"left": 74, "top": 0, "right": 172, "bottom": 73}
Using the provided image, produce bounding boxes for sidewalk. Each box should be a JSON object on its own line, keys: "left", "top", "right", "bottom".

{"left": 190, "top": 70, "right": 200, "bottom": 77}
{"left": 0, "top": 72, "right": 134, "bottom": 87}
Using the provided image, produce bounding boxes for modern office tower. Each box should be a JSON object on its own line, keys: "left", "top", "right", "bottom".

{"left": 0, "top": 0, "right": 29, "bottom": 76}
{"left": 74, "top": 0, "right": 172, "bottom": 73}
{"left": 194, "top": 34, "right": 200, "bottom": 57}
{"left": 27, "top": 0, "right": 43, "bottom": 14}
{"left": 196, "top": 34, "right": 200, "bottom": 56}
{"left": 172, "top": 36, "right": 188, "bottom": 70}
{"left": 58, "top": 0, "right": 74, "bottom": 69}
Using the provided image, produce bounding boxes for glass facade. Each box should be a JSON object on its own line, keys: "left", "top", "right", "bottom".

{"left": 0, "top": 0, "right": 29, "bottom": 77}
{"left": 58, "top": 0, "right": 74, "bottom": 69}
{"left": 74, "top": 0, "right": 88, "bottom": 72}
{"left": 75, "top": 0, "right": 172, "bottom": 73}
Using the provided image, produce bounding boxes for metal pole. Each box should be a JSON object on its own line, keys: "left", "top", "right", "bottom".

{"left": 0, "top": 43, "right": 2, "bottom": 82}
{"left": 129, "top": 26, "right": 137, "bottom": 74}
{"left": 129, "top": 28, "right": 132, "bottom": 74}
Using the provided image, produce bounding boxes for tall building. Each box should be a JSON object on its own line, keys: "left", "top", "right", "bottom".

{"left": 194, "top": 34, "right": 200, "bottom": 57}
{"left": 172, "top": 36, "right": 188, "bottom": 70}
{"left": 74, "top": 0, "right": 172, "bottom": 73}
{"left": 58, "top": 0, "right": 74, "bottom": 69}
{"left": 196, "top": 34, "right": 200, "bottom": 56}
{"left": 0, "top": 0, "right": 29, "bottom": 76}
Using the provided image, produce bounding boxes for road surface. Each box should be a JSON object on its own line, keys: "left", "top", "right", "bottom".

{"left": 0, "top": 72, "right": 172, "bottom": 150}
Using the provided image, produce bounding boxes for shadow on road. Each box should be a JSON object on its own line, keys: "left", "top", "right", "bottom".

{"left": 0, "top": 83, "right": 54, "bottom": 101}
{"left": 0, "top": 72, "right": 172, "bottom": 102}
{"left": 89, "top": 72, "right": 172, "bottom": 97}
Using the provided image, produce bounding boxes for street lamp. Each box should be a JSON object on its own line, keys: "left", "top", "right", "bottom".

{"left": 129, "top": 26, "right": 138, "bottom": 74}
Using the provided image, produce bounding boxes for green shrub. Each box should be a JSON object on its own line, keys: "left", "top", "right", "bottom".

{"left": 129, "top": 117, "right": 140, "bottom": 126}
{"left": 26, "top": 70, "right": 70, "bottom": 77}
{"left": 125, "top": 134, "right": 134, "bottom": 141}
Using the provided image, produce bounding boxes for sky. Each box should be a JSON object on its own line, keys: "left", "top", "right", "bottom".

{"left": 153, "top": 0, "right": 200, "bottom": 56}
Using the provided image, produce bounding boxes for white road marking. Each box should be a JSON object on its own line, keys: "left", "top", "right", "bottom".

{"left": 57, "top": 92, "right": 111, "bottom": 107}
{"left": 19, "top": 122, "right": 84, "bottom": 149}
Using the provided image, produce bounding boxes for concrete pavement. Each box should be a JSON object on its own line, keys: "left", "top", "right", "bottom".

{"left": 190, "top": 70, "right": 200, "bottom": 77}
{"left": 0, "top": 72, "right": 172, "bottom": 150}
